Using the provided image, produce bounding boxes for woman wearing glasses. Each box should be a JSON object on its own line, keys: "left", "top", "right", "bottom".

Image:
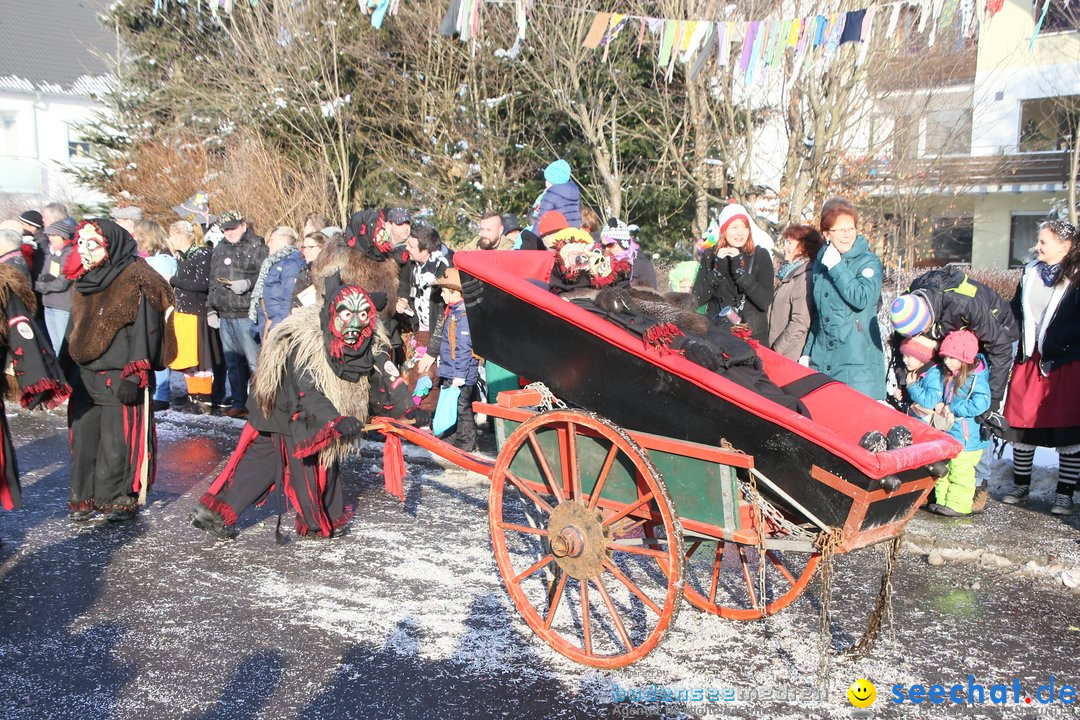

{"left": 292, "top": 228, "right": 336, "bottom": 308}
{"left": 801, "top": 198, "right": 886, "bottom": 400}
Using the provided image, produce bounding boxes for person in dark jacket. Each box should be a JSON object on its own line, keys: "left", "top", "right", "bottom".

{"left": 889, "top": 265, "right": 1021, "bottom": 512}
{"left": 433, "top": 268, "right": 479, "bottom": 452}
{"left": 249, "top": 226, "right": 304, "bottom": 338}
{"left": 691, "top": 203, "right": 775, "bottom": 344}
{"left": 0, "top": 263, "right": 71, "bottom": 518}
{"left": 528, "top": 159, "right": 582, "bottom": 232}
{"left": 999, "top": 220, "right": 1080, "bottom": 516}
{"left": 191, "top": 275, "right": 380, "bottom": 540}
{"left": 208, "top": 211, "right": 267, "bottom": 417}
{"left": 34, "top": 219, "right": 77, "bottom": 354}
{"left": 61, "top": 220, "right": 176, "bottom": 523}
{"left": 801, "top": 198, "right": 886, "bottom": 400}
{"left": 166, "top": 220, "right": 223, "bottom": 410}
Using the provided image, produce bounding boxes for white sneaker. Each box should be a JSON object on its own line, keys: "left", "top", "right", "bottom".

{"left": 1050, "top": 493, "right": 1074, "bottom": 516}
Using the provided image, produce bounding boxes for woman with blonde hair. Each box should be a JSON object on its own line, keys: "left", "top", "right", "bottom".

{"left": 166, "top": 220, "right": 222, "bottom": 412}
{"left": 133, "top": 219, "right": 177, "bottom": 410}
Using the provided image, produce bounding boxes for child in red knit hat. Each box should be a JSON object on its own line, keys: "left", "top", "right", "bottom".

{"left": 907, "top": 329, "right": 991, "bottom": 516}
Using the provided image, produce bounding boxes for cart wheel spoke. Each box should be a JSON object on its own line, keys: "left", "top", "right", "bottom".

{"left": 580, "top": 580, "right": 592, "bottom": 655}
{"left": 489, "top": 410, "right": 683, "bottom": 668}
{"left": 504, "top": 469, "right": 555, "bottom": 515}
{"left": 709, "top": 541, "right": 724, "bottom": 605}
{"left": 603, "top": 558, "right": 662, "bottom": 616}
{"left": 593, "top": 577, "right": 633, "bottom": 652}
{"left": 497, "top": 522, "right": 549, "bottom": 537}
{"left": 685, "top": 540, "right": 702, "bottom": 558}
{"left": 602, "top": 491, "right": 655, "bottom": 528}
{"left": 563, "top": 421, "right": 581, "bottom": 501}
{"left": 513, "top": 554, "right": 554, "bottom": 585}
{"left": 527, "top": 431, "right": 565, "bottom": 504}
{"left": 544, "top": 571, "right": 569, "bottom": 629}
{"left": 766, "top": 550, "right": 797, "bottom": 586}
{"left": 737, "top": 545, "right": 759, "bottom": 609}
{"left": 587, "top": 444, "right": 619, "bottom": 510}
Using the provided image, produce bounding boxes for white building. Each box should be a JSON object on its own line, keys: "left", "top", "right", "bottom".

{"left": 0, "top": 0, "right": 114, "bottom": 211}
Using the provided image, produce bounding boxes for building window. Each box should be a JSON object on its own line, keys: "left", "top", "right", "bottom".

{"left": 67, "top": 125, "right": 92, "bottom": 161}
{"left": 1019, "top": 96, "right": 1079, "bottom": 152}
{"left": 1033, "top": 0, "right": 1080, "bottom": 33}
{"left": 1009, "top": 213, "right": 1045, "bottom": 267}
{"left": 927, "top": 217, "right": 973, "bottom": 265}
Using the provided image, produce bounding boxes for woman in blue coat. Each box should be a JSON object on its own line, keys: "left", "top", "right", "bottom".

{"left": 801, "top": 199, "right": 886, "bottom": 400}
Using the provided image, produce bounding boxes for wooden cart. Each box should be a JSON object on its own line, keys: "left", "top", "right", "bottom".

{"left": 367, "top": 250, "right": 962, "bottom": 668}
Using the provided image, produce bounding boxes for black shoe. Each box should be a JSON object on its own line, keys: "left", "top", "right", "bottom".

{"left": 104, "top": 507, "right": 137, "bottom": 523}
{"left": 190, "top": 505, "right": 238, "bottom": 540}
{"left": 68, "top": 508, "right": 94, "bottom": 522}
{"left": 929, "top": 503, "right": 969, "bottom": 518}
{"left": 152, "top": 400, "right": 170, "bottom": 413}
{"left": 330, "top": 526, "right": 350, "bottom": 539}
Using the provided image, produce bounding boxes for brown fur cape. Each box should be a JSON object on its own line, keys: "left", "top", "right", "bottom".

{"left": 252, "top": 305, "right": 382, "bottom": 465}
{"left": 0, "top": 264, "right": 37, "bottom": 344}
{"left": 67, "top": 258, "right": 177, "bottom": 367}
{"left": 309, "top": 237, "right": 399, "bottom": 319}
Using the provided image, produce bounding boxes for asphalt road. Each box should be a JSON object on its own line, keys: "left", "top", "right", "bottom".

{"left": 0, "top": 407, "right": 1076, "bottom": 720}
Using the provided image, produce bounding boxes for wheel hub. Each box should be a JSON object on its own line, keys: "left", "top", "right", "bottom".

{"left": 547, "top": 501, "right": 610, "bottom": 580}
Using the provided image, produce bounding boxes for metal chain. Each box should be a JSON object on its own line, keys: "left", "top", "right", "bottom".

{"left": 736, "top": 474, "right": 818, "bottom": 543}
{"left": 524, "top": 381, "right": 567, "bottom": 411}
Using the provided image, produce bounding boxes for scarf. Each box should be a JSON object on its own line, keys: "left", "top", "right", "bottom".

{"left": 1037, "top": 261, "right": 1063, "bottom": 287}
{"left": 777, "top": 258, "right": 806, "bottom": 281}
{"left": 64, "top": 219, "right": 138, "bottom": 295}
{"left": 249, "top": 245, "right": 300, "bottom": 324}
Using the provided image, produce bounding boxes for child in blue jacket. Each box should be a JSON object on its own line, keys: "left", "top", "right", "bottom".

{"left": 907, "top": 329, "right": 991, "bottom": 516}
{"left": 434, "top": 268, "right": 479, "bottom": 452}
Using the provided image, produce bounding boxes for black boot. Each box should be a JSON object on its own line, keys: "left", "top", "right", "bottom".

{"left": 104, "top": 506, "right": 137, "bottom": 523}
{"left": 69, "top": 507, "right": 94, "bottom": 522}
{"left": 190, "top": 504, "right": 238, "bottom": 540}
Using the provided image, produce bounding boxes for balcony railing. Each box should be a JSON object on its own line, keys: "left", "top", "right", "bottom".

{"left": 853, "top": 150, "right": 1075, "bottom": 188}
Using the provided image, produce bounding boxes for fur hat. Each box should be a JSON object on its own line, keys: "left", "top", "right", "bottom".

{"left": 544, "top": 159, "right": 572, "bottom": 185}
{"left": 898, "top": 334, "right": 937, "bottom": 364}
{"left": 940, "top": 329, "right": 979, "bottom": 364}
{"left": 538, "top": 211, "right": 569, "bottom": 237}
{"left": 890, "top": 293, "right": 932, "bottom": 336}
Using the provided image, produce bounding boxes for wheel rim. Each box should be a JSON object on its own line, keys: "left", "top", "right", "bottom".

{"left": 489, "top": 410, "right": 683, "bottom": 668}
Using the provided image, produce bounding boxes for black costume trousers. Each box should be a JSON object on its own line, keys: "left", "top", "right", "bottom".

{"left": 201, "top": 425, "right": 346, "bottom": 537}
{"left": 69, "top": 397, "right": 153, "bottom": 512}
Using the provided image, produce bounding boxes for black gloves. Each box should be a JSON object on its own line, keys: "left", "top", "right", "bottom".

{"left": 116, "top": 379, "right": 141, "bottom": 406}
{"left": 978, "top": 410, "right": 1009, "bottom": 440}
{"left": 728, "top": 254, "right": 748, "bottom": 280}
{"left": 336, "top": 416, "right": 363, "bottom": 439}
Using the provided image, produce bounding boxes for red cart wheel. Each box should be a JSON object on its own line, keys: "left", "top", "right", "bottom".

{"left": 679, "top": 538, "right": 820, "bottom": 620}
{"left": 489, "top": 410, "right": 683, "bottom": 668}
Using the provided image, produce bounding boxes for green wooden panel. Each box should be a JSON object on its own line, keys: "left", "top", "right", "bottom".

{"left": 494, "top": 418, "right": 741, "bottom": 530}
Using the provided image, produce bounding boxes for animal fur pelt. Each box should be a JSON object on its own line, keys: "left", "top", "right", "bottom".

{"left": 0, "top": 264, "right": 37, "bottom": 344}
{"left": 593, "top": 287, "right": 710, "bottom": 336}
{"left": 309, "top": 236, "right": 399, "bottom": 319}
{"left": 252, "top": 305, "right": 384, "bottom": 465}
{"left": 67, "top": 258, "right": 176, "bottom": 366}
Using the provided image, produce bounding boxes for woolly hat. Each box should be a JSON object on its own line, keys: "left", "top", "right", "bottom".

{"left": 714, "top": 202, "right": 775, "bottom": 252}
{"left": 19, "top": 210, "right": 43, "bottom": 229}
{"left": 940, "top": 329, "right": 979, "bottom": 364}
{"left": 44, "top": 218, "right": 77, "bottom": 240}
{"left": 898, "top": 334, "right": 937, "bottom": 364}
{"left": 890, "top": 293, "right": 932, "bottom": 337}
{"left": 537, "top": 210, "right": 569, "bottom": 237}
{"left": 544, "top": 159, "right": 572, "bottom": 185}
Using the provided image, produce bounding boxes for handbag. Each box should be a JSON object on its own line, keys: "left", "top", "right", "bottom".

{"left": 432, "top": 384, "right": 461, "bottom": 436}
